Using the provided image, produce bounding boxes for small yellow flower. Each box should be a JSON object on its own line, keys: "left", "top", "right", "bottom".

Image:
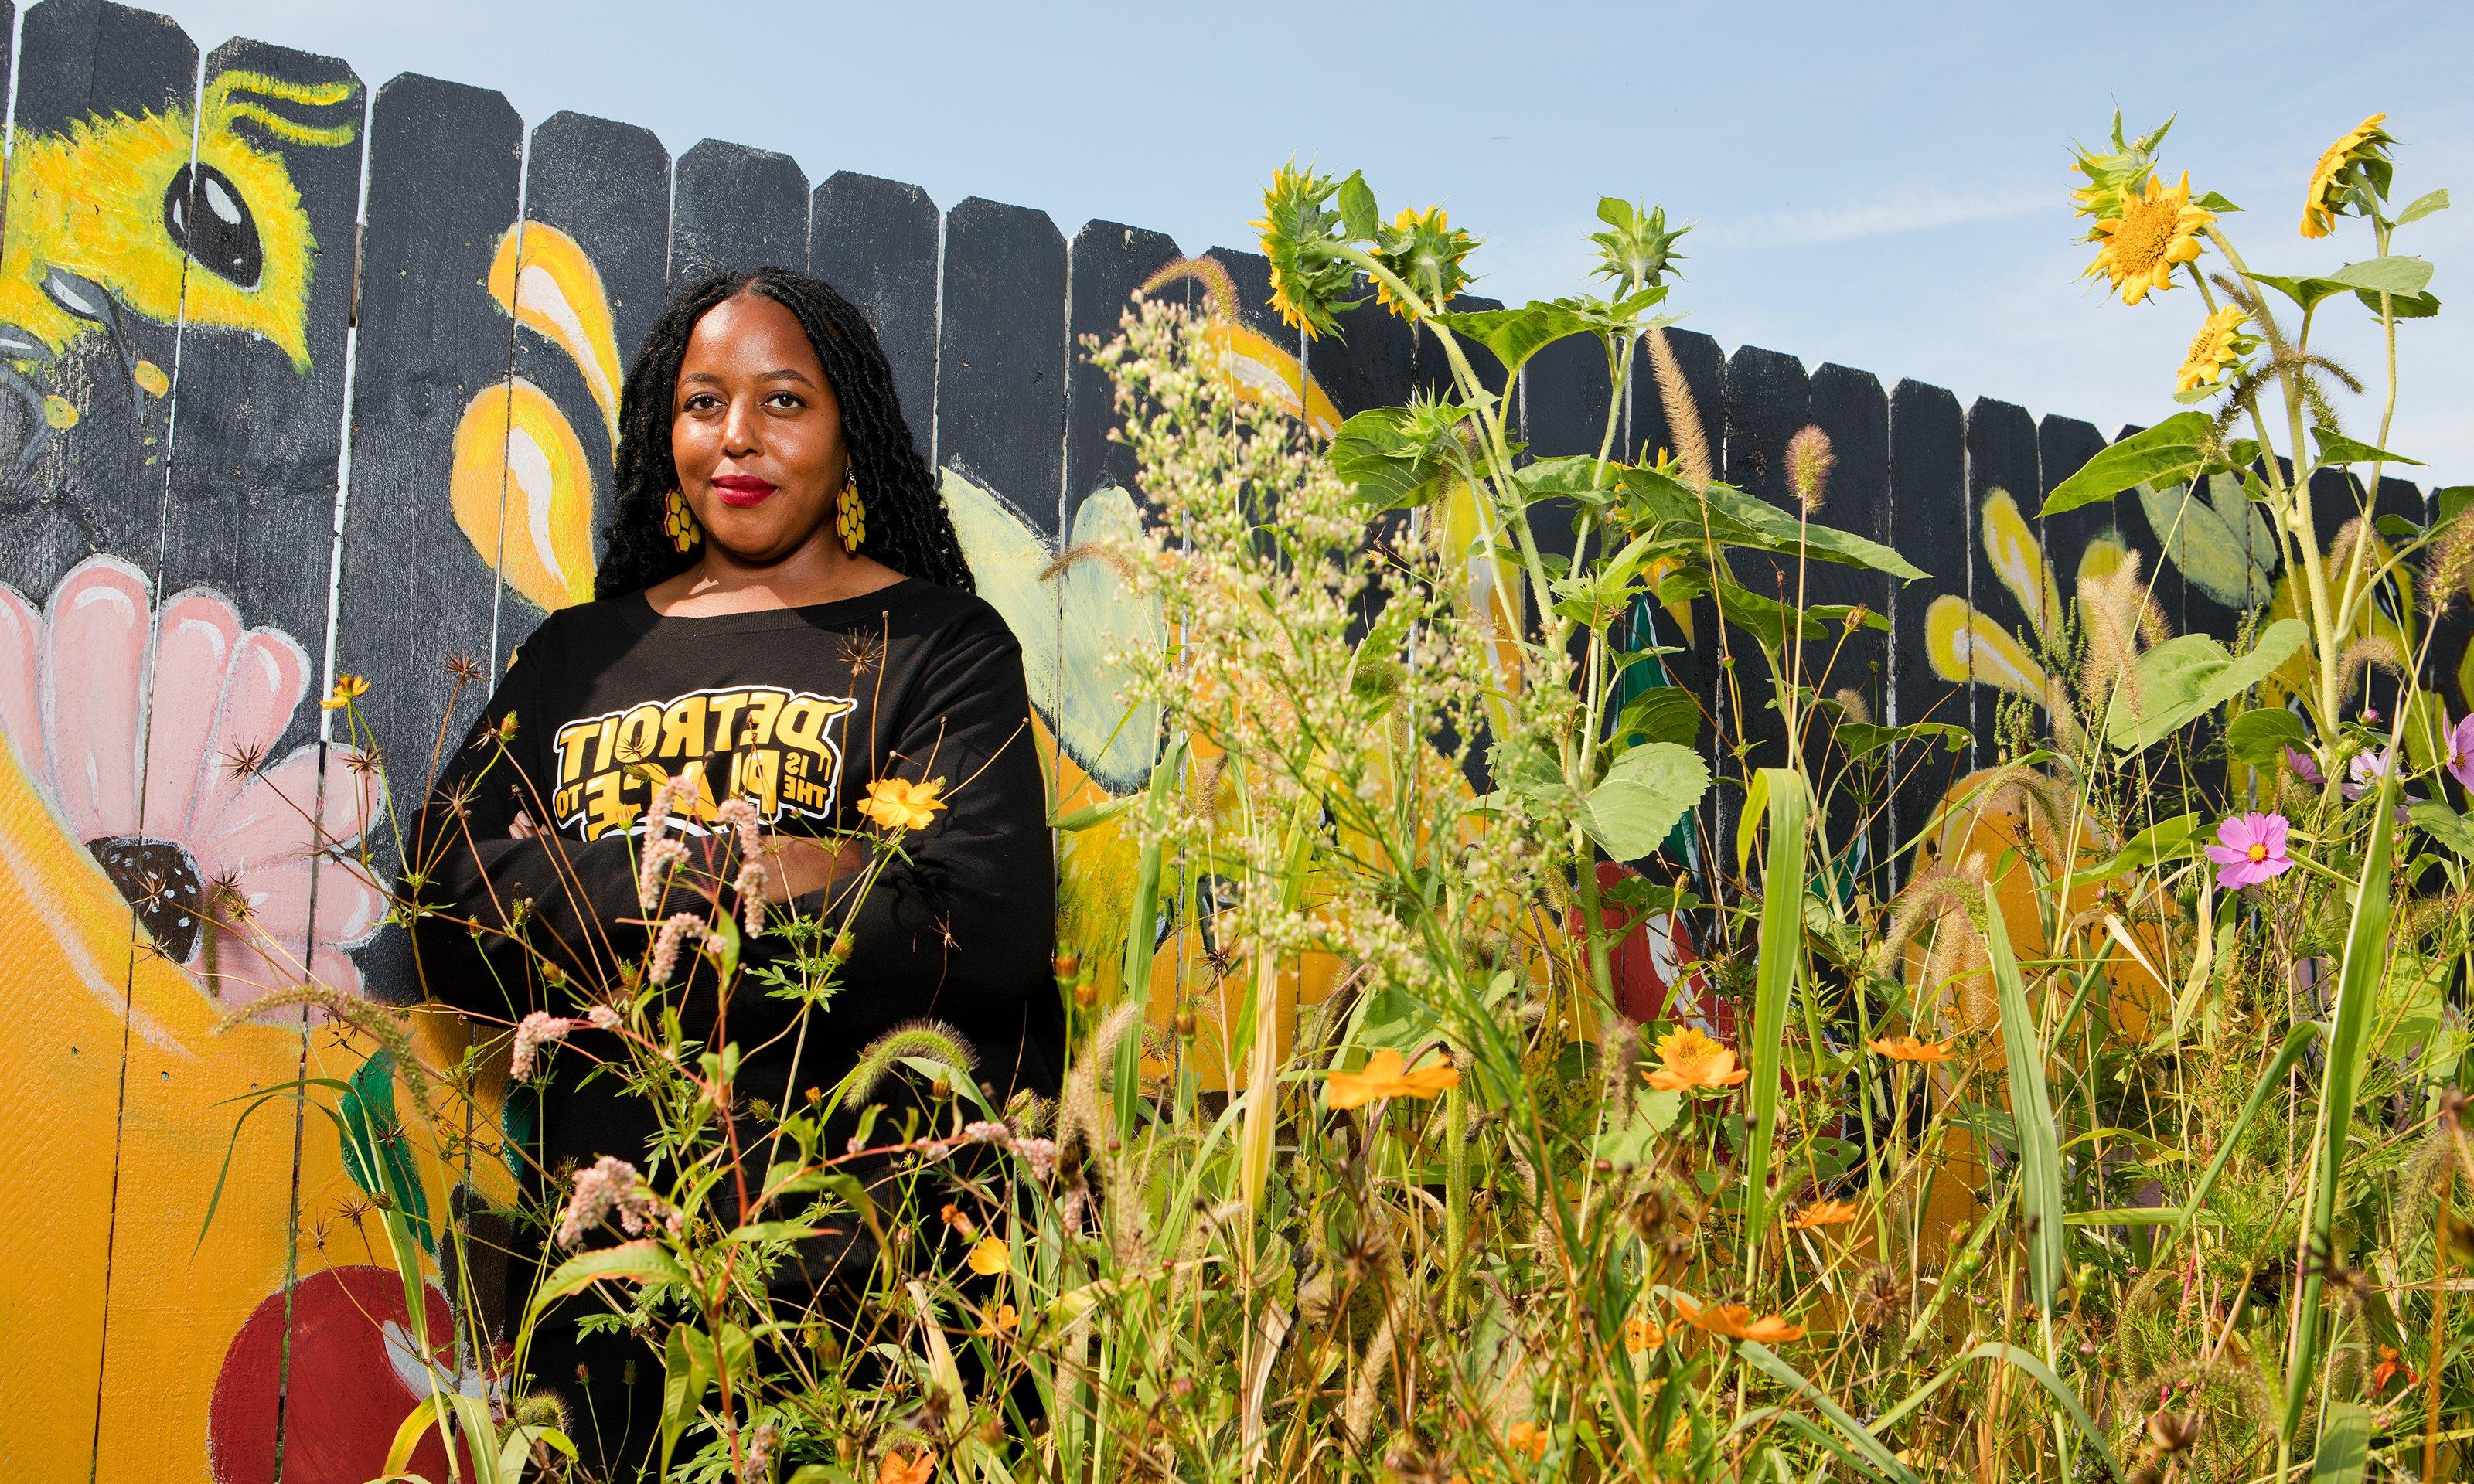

{"left": 857, "top": 775, "right": 948, "bottom": 832}
{"left": 966, "top": 1236, "right": 1010, "bottom": 1276}
{"left": 874, "top": 1447, "right": 935, "bottom": 1484}
{"left": 1643, "top": 1026, "right": 1749, "bottom": 1091}
{"left": 2084, "top": 171, "right": 2213, "bottom": 305}
{"left": 320, "top": 673, "right": 370, "bottom": 710}
{"left": 1324, "top": 1047, "right": 1460, "bottom": 1111}
{"left": 1869, "top": 1034, "right": 1956, "bottom": 1064}
{"left": 1623, "top": 1315, "right": 1665, "bottom": 1354}
{"left": 975, "top": 1302, "right": 1019, "bottom": 1339}
{"left": 1784, "top": 1198, "right": 1861, "bottom": 1230}
{"left": 2175, "top": 306, "right": 2253, "bottom": 394}
{"left": 1674, "top": 1295, "right": 1804, "bottom": 1344}
{"left": 2302, "top": 114, "right": 2391, "bottom": 238}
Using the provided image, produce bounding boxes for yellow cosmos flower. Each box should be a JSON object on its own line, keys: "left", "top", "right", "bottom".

{"left": 1324, "top": 1047, "right": 1460, "bottom": 1110}
{"left": 857, "top": 775, "right": 948, "bottom": 832}
{"left": 1868, "top": 1034, "right": 1957, "bottom": 1064}
{"left": 2085, "top": 172, "right": 2213, "bottom": 305}
{"left": 2176, "top": 306, "right": 2253, "bottom": 394}
{"left": 975, "top": 1302, "right": 1019, "bottom": 1339}
{"left": 319, "top": 672, "right": 370, "bottom": 710}
{"left": 1622, "top": 1315, "right": 1665, "bottom": 1353}
{"left": 874, "top": 1447, "right": 935, "bottom": 1484}
{"left": 966, "top": 1236, "right": 1010, "bottom": 1276}
{"left": 1674, "top": 1296, "right": 1804, "bottom": 1344}
{"left": 1505, "top": 1420, "right": 1549, "bottom": 1461}
{"left": 1643, "top": 1026, "right": 1749, "bottom": 1091}
{"left": 2302, "top": 114, "right": 2392, "bottom": 238}
{"left": 1784, "top": 1198, "right": 1861, "bottom": 1230}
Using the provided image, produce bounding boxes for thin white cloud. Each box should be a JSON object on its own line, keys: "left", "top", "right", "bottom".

{"left": 1695, "top": 186, "right": 2052, "bottom": 250}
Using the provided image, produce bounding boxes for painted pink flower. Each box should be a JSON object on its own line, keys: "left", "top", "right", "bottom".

{"left": 2344, "top": 747, "right": 2393, "bottom": 801}
{"left": 2284, "top": 747, "right": 2326, "bottom": 786}
{"left": 2447, "top": 714, "right": 2474, "bottom": 793}
{"left": 0, "top": 556, "right": 386, "bottom": 1007}
{"left": 2207, "top": 812, "right": 2294, "bottom": 890}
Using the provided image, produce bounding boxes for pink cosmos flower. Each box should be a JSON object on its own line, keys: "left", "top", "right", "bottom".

{"left": 0, "top": 556, "right": 386, "bottom": 1007}
{"left": 2345, "top": 747, "right": 2394, "bottom": 802}
{"left": 2284, "top": 747, "right": 2326, "bottom": 786}
{"left": 2447, "top": 714, "right": 2474, "bottom": 793}
{"left": 2207, "top": 812, "right": 2295, "bottom": 890}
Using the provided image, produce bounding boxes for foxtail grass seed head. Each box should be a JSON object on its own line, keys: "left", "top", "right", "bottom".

{"left": 1784, "top": 424, "right": 1833, "bottom": 512}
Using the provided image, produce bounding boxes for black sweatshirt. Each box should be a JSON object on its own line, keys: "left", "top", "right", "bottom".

{"left": 408, "top": 577, "right": 1063, "bottom": 1224}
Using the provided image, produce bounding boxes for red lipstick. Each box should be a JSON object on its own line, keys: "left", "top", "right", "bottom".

{"left": 711, "top": 474, "right": 776, "bottom": 509}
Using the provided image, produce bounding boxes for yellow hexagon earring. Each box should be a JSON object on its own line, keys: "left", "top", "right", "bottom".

{"left": 836, "top": 470, "right": 867, "bottom": 553}
{"left": 663, "top": 487, "right": 700, "bottom": 553}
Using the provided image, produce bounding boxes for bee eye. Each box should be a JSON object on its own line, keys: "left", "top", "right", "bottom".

{"left": 162, "top": 162, "right": 263, "bottom": 289}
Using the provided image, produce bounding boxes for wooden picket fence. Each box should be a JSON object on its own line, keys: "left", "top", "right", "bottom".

{"left": 0, "top": 0, "right": 2452, "bottom": 1477}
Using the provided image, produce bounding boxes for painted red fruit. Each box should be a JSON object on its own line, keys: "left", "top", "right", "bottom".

{"left": 208, "top": 1264, "right": 475, "bottom": 1484}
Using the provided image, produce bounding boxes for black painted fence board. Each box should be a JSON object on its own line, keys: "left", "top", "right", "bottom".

{"left": 332, "top": 73, "right": 524, "bottom": 1004}
{"left": 1887, "top": 379, "right": 1970, "bottom": 856}
{"left": 667, "top": 138, "right": 807, "bottom": 291}
{"left": 810, "top": 171, "right": 940, "bottom": 461}
{"left": 935, "top": 197, "right": 1066, "bottom": 541}
{"left": 1964, "top": 396, "right": 2040, "bottom": 761}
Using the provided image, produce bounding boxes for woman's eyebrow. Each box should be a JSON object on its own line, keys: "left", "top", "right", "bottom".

{"left": 678, "top": 368, "right": 818, "bottom": 386}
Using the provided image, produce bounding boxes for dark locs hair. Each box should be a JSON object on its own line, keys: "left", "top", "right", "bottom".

{"left": 592, "top": 267, "right": 973, "bottom": 600}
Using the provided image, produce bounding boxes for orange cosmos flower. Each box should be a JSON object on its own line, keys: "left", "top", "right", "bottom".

{"left": 1644, "top": 1026, "right": 1749, "bottom": 1091}
{"left": 1505, "top": 1420, "right": 1549, "bottom": 1460}
{"left": 1623, "top": 1315, "right": 1665, "bottom": 1354}
{"left": 874, "top": 1447, "right": 935, "bottom": 1484}
{"left": 857, "top": 774, "right": 949, "bottom": 832}
{"left": 1869, "top": 1034, "right": 1957, "bottom": 1064}
{"left": 1673, "top": 1295, "right": 1804, "bottom": 1344}
{"left": 1324, "top": 1047, "right": 1460, "bottom": 1111}
{"left": 1784, "top": 1198, "right": 1860, "bottom": 1230}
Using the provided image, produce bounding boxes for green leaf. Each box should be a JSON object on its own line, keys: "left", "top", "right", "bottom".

{"left": 2363, "top": 288, "right": 2442, "bottom": 318}
{"left": 1581, "top": 742, "right": 1710, "bottom": 861}
{"left": 1834, "top": 719, "right": 1968, "bottom": 761}
{"left": 2191, "top": 189, "right": 2243, "bottom": 213}
{"left": 1334, "top": 171, "right": 1379, "bottom": 242}
{"left": 2312, "top": 424, "right": 2424, "bottom": 468}
{"left": 340, "top": 1050, "right": 433, "bottom": 1251}
{"left": 2241, "top": 271, "right": 2353, "bottom": 312}
{"left": 660, "top": 1326, "right": 711, "bottom": 1479}
{"left": 1430, "top": 303, "right": 1598, "bottom": 377}
{"left": 2043, "top": 413, "right": 2214, "bottom": 516}
{"left": 1611, "top": 686, "right": 1700, "bottom": 748}
{"left": 2398, "top": 187, "right": 2451, "bottom": 226}
{"left": 2140, "top": 471, "right": 2278, "bottom": 611}
{"left": 2069, "top": 812, "right": 2204, "bottom": 887}
{"left": 2284, "top": 776, "right": 2397, "bottom": 1445}
{"left": 2225, "top": 706, "right": 2309, "bottom": 765}
{"left": 2312, "top": 1401, "right": 2370, "bottom": 1482}
{"left": 530, "top": 1243, "right": 689, "bottom": 1312}
{"left": 2105, "top": 619, "right": 2309, "bottom": 751}
{"left": 1736, "top": 1339, "right": 1919, "bottom": 1483}
{"left": 1049, "top": 794, "right": 1134, "bottom": 832}
{"left": 1745, "top": 771, "right": 1808, "bottom": 1257}
{"left": 1982, "top": 881, "right": 2066, "bottom": 1313}
{"left": 2411, "top": 801, "right": 2474, "bottom": 861}
{"left": 2172, "top": 1023, "right": 2319, "bottom": 1235}
{"left": 2325, "top": 254, "right": 2433, "bottom": 297}
{"left": 1616, "top": 466, "right": 1927, "bottom": 579}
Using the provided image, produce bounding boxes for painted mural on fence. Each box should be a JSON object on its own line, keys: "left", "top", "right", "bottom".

{"left": 0, "top": 4, "right": 2442, "bottom": 1482}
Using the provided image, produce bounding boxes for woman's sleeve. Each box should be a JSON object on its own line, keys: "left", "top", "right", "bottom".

{"left": 817, "top": 604, "right": 1056, "bottom": 1061}
{"left": 406, "top": 616, "right": 648, "bottom": 1019}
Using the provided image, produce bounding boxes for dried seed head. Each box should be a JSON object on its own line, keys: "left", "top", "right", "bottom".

{"left": 1784, "top": 424, "right": 1834, "bottom": 512}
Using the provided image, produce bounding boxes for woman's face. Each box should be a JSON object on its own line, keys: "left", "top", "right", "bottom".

{"left": 671, "top": 292, "right": 848, "bottom": 563}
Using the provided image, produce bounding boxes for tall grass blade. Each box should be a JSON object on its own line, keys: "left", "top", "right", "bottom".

{"left": 1745, "top": 767, "right": 1808, "bottom": 1264}
{"left": 1982, "top": 880, "right": 2065, "bottom": 1313}
{"left": 2173, "top": 1020, "right": 2322, "bottom": 1237}
{"left": 2312, "top": 1401, "right": 2370, "bottom": 1482}
{"left": 1737, "top": 1341, "right": 1920, "bottom": 1483}
{"left": 2283, "top": 774, "right": 2398, "bottom": 1443}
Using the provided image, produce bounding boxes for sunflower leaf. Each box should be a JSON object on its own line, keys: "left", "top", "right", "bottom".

{"left": 1430, "top": 303, "right": 1599, "bottom": 377}
{"left": 2239, "top": 270, "right": 2351, "bottom": 312}
{"left": 2325, "top": 254, "right": 2433, "bottom": 297}
{"left": 1581, "top": 742, "right": 1709, "bottom": 861}
{"left": 2042, "top": 412, "right": 2213, "bottom": 516}
{"left": 1334, "top": 171, "right": 1380, "bottom": 243}
{"left": 2312, "top": 425, "right": 2424, "bottom": 468}
{"left": 2398, "top": 188, "right": 2451, "bottom": 226}
{"left": 2224, "top": 705, "right": 2309, "bottom": 765}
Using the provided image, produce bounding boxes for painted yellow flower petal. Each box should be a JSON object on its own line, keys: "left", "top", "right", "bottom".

{"left": 42, "top": 394, "right": 77, "bottom": 429}
{"left": 489, "top": 221, "right": 624, "bottom": 445}
{"left": 1924, "top": 595, "right": 2048, "bottom": 700}
{"left": 1980, "top": 488, "right": 2060, "bottom": 644}
{"left": 451, "top": 376, "right": 598, "bottom": 612}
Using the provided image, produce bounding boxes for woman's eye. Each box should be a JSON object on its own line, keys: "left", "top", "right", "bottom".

{"left": 766, "top": 392, "right": 804, "bottom": 410}
{"left": 682, "top": 393, "right": 721, "bottom": 413}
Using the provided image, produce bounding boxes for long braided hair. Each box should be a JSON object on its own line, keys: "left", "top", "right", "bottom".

{"left": 593, "top": 267, "right": 973, "bottom": 599}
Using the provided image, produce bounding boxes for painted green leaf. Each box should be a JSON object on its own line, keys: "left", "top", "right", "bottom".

{"left": 2138, "top": 470, "right": 2277, "bottom": 611}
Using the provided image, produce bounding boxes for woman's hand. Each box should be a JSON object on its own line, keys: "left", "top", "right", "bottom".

{"left": 755, "top": 832, "right": 869, "bottom": 903}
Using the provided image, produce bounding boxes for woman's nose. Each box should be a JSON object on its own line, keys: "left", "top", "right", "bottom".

{"left": 721, "top": 394, "right": 762, "bottom": 455}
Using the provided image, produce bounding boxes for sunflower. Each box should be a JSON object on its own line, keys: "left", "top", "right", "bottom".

{"left": 1253, "top": 162, "right": 1356, "bottom": 340}
{"left": 2085, "top": 172, "right": 2213, "bottom": 305}
{"left": 2301, "top": 113, "right": 2393, "bottom": 238}
{"left": 1372, "top": 205, "right": 1477, "bottom": 321}
{"left": 2070, "top": 111, "right": 2175, "bottom": 229}
{"left": 2175, "top": 306, "right": 2254, "bottom": 394}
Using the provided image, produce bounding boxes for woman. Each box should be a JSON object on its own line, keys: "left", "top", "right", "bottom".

{"left": 408, "top": 267, "right": 1061, "bottom": 1470}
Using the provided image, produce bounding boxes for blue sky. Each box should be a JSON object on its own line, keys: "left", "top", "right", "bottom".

{"left": 143, "top": 0, "right": 2474, "bottom": 478}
